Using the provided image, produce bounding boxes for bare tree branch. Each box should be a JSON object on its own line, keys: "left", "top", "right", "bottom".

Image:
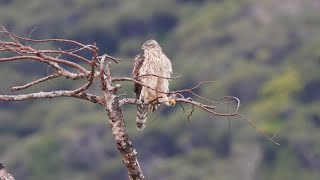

{"left": 11, "top": 73, "right": 61, "bottom": 91}
{"left": 0, "top": 163, "right": 15, "bottom": 180}
{"left": 0, "top": 91, "right": 103, "bottom": 105}
{"left": 99, "top": 54, "right": 108, "bottom": 90}
{"left": 1, "top": 26, "right": 95, "bottom": 51}
{"left": 98, "top": 53, "right": 122, "bottom": 63}
{"left": 71, "top": 44, "right": 97, "bottom": 95}
{"left": 119, "top": 96, "right": 279, "bottom": 146}
{"left": 187, "top": 104, "right": 195, "bottom": 122}
{"left": 135, "top": 74, "right": 182, "bottom": 80}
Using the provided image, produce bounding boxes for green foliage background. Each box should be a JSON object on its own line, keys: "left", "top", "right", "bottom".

{"left": 1, "top": 0, "right": 320, "bottom": 179}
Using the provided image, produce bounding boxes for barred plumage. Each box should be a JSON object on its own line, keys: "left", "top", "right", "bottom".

{"left": 133, "top": 40, "right": 173, "bottom": 130}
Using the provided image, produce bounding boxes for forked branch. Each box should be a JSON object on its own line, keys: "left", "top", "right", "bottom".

{"left": 0, "top": 163, "right": 15, "bottom": 180}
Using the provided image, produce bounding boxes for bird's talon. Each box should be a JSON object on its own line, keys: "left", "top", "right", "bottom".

{"left": 168, "top": 99, "right": 176, "bottom": 106}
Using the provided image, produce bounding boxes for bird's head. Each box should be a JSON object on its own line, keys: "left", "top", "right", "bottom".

{"left": 142, "top": 39, "right": 161, "bottom": 50}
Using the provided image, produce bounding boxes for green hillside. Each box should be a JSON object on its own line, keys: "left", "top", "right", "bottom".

{"left": 1, "top": 0, "right": 320, "bottom": 179}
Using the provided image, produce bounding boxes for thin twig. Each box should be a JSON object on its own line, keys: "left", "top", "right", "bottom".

{"left": 25, "top": 27, "right": 37, "bottom": 46}
{"left": 72, "top": 49, "right": 97, "bottom": 94}
{"left": 175, "top": 98, "right": 236, "bottom": 116}
{"left": 135, "top": 74, "right": 182, "bottom": 80}
{"left": 148, "top": 104, "right": 164, "bottom": 126}
{"left": 11, "top": 74, "right": 61, "bottom": 91}
{"left": 35, "top": 52, "right": 89, "bottom": 76}
{"left": 1, "top": 26, "right": 21, "bottom": 45}
{"left": 112, "top": 77, "right": 169, "bottom": 94}
{"left": 214, "top": 96, "right": 240, "bottom": 114}
{"left": 187, "top": 104, "right": 195, "bottom": 122}
{"left": 0, "top": 56, "right": 89, "bottom": 80}
{"left": 98, "top": 53, "right": 121, "bottom": 63}
{"left": 171, "top": 80, "right": 216, "bottom": 94}
{"left": 179, "top": 102, "right": 185, "bottom": 113}
{"left": 39, "top": 50, "right": 91, "bottom": 64}
{"left": 0, "top": 26, "right": 95, "bottom": 51}
{"left": 235, "top": 114, "right": 280, "bottom": 145}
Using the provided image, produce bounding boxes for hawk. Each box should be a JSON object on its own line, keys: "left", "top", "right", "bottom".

{"left": 133, "top": 40, "right": 175, "bottom": 130}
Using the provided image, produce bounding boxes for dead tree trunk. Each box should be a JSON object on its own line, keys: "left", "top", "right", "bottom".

{"left": 0, "top": 163, "right": 15, "bottom": 180}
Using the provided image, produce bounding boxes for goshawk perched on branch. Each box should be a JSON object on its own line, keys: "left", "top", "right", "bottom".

{"left": 133, "top": 40, "right": 175, "bottom": 130}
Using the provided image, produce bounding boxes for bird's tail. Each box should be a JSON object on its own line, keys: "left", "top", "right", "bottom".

{"left": 136, "top": 104, "right": 148, "bottom": 131}
{"left": 136, "top": 104, "right": 157, "bottom": 130}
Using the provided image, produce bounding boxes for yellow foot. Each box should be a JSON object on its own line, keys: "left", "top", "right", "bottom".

{"left": 168, "top": 99, "right": 176, "bottom": 106}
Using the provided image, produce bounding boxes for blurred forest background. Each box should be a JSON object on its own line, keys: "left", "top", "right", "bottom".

{"left": 1, "top": 0, "right": 320, "bottom": 179}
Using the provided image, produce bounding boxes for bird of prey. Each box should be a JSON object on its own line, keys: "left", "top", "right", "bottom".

{"left": 133, "top": 40, "right": 175, "bottom": 130}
